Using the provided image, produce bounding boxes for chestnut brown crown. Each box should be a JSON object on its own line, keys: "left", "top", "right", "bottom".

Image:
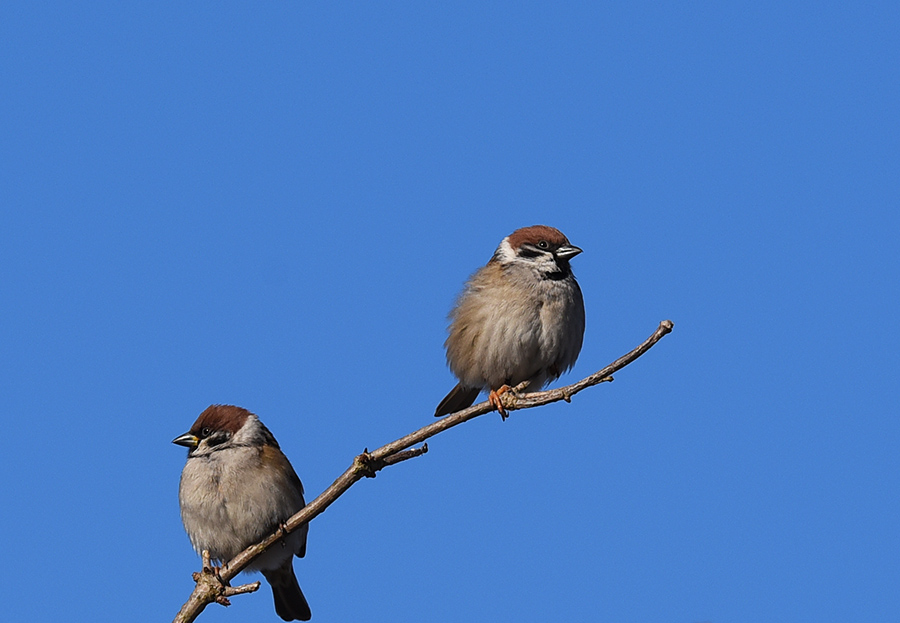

{"left": 506, "top": 225, "right": 572, "bottom": 251}
{"left": 190, "top": 404, "right": 251, "bottom": 437}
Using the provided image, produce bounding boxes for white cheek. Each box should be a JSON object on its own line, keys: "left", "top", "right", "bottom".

{"left": 539, "top": 255, "right": 559, "bottom": 271}
{"left": 495, "top": 237, "right": 516, "bottom": 263}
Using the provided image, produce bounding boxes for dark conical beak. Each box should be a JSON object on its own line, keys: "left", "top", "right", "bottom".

{"left": 172, "top": 432, "right": 199, "bottom": 448}
{"left": 556, "top": 244, "right": 582, "bottom": 260}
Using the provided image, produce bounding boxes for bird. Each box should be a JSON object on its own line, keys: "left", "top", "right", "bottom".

{"left": 173, "top": 405, "right": 312, "bottom": 621}
{"left": 435, "top": 225, "right": 585, "bottom": 419}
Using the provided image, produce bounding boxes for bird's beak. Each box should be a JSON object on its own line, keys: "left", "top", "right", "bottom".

{"left": 172, "top": 432, "right": 200, "bottom": 448}
{"left": 556, "top": 244, "right": 583, "bottom": 260}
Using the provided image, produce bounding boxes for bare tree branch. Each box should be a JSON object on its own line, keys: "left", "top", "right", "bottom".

{"left": 173, "top": 319, "right": 674, "bottom": 623}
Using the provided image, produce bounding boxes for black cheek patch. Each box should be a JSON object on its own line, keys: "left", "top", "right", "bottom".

{"left": 517, "top": 247, "right": 542, "bottom": 259}
{"left": 206, "top": 432, "right": 231, "bottom": 447}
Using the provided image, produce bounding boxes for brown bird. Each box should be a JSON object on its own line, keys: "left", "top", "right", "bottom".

{"left": 435, "top": 225, "right": 585, "bottom": 419}
{"left": 173, "top": 405, "right": 312, "bottom": 621}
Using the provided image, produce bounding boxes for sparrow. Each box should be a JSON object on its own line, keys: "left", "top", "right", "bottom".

{"left": 173, "top": 405, "right": 312, "bottom": 621}
{"left": 435, "top": 225, "right": 585, "bottom": 419}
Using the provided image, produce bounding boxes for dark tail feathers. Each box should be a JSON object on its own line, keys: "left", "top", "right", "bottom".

{"left": 435, "top": 383, "right": 480, "bottom": 417}
{"left": 262, "top": 564, "right": 311, "bottom": 621}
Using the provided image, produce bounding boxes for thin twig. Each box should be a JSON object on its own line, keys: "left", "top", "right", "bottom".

{"left": 173, "top": 319, "right": 674, "bottom": 623}
{"left": 218, "top": 582, "right": 261, "bottom": 606}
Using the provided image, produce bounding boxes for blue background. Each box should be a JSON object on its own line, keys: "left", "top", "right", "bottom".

{"left": 2, "top": 2, "right": 898, "bottom": 621}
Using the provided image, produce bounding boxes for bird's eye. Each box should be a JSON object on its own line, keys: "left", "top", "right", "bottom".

{"left": 200, "top": 427, "right": 212, "bottom": 438}
{"left": 537, "top": 240, "right": 549, "bottom": 249}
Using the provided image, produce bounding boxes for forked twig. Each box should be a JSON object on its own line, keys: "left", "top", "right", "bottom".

{"left": 173, "top": 319, "right": 674, "bottom": 623}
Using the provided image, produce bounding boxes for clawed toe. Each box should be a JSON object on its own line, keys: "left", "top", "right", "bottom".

{"left": 489, "top": 385, "right": 512, "bottom": 420}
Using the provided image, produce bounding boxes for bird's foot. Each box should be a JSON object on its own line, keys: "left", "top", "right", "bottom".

{"left": 489, "top": 385, "right": 512, "bottom": 420}
{"left": 194, "top": 550, "right": 224, "bottom": 583}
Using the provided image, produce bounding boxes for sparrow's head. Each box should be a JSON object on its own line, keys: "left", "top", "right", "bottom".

{"left": 173, "top": 404, "right": 276, "bottom": 458}
{"left": 493, "top": 225, "right": 582, "bottom": 278}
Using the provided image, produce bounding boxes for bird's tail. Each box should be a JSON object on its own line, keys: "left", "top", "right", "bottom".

{"left": 435, "top": 383, "right": 480, "bottom": 417}
{"left": 262, "top": 561, "right": 312, "bottom": 621}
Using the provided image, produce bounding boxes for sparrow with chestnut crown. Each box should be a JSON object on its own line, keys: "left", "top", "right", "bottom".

{"left": 435, "top": 225, "right": 585, "bottom": 419}
{"left": 173, "top": 405, "right": 312, "bottom": 621}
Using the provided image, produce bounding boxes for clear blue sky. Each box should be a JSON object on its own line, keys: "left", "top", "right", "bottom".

{"left": 2, "top": 2, "right": 898, "bottom": 622}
